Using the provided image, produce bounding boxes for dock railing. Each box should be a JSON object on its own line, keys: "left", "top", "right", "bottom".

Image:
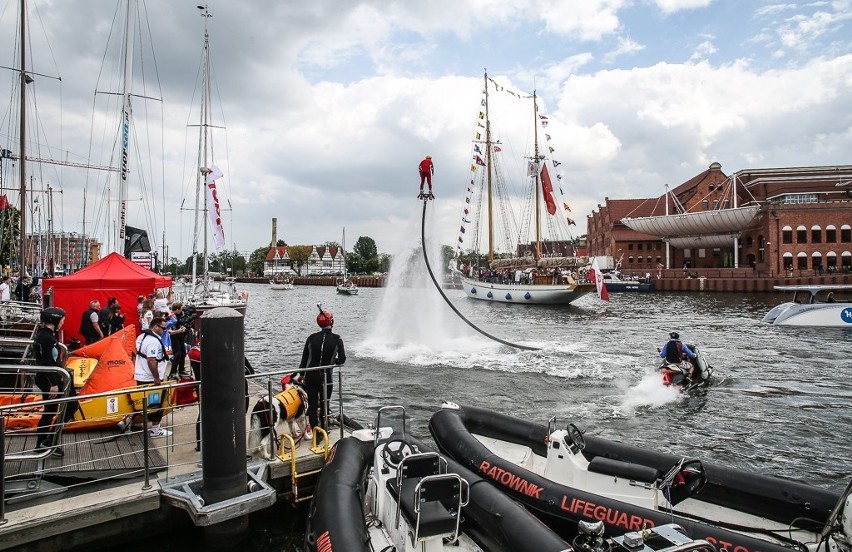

{"left": 2, "top": 362, "right": 347, "bottom": 523}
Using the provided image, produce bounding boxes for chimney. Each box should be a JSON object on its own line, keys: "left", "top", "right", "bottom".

{"left": 271, "top": 218, "right": 278, "bottom": 246}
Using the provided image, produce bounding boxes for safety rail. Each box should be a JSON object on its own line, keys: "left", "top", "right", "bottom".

{"left": 2, "top": 362, "right": 350, "bottom": 522}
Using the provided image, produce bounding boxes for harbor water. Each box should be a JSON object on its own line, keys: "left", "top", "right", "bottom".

{"left": 121, "top": 282, "right": 851, "bottom": 552}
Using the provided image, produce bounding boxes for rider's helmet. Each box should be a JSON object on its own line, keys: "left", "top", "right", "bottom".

{"left": 40, "top": 306, "right": 66, "bottom": 326}
{"left": 669, "top": 331, "right": 679, "bottom": 340}
{"left": 316, "top": 310, "right": 334, "bottom": 328}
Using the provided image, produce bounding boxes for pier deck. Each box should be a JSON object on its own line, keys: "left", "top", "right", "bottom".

{"left": 1, "top": 394, "right": 340, "bottom": 551}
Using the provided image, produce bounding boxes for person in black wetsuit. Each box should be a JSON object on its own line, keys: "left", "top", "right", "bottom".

{"left": 296, "top": 308, "right": 346, "bottom": 439}
{"left": 33, "top": 307, "right": 78, "bottom": 457}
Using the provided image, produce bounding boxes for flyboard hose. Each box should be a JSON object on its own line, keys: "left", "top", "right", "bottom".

{"left": 420, "top": 200, "right": 539, "bottom": 351}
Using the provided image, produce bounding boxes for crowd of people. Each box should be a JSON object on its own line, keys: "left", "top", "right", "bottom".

{"left": 31, "top": 289, "right": 344, "bottom": 455}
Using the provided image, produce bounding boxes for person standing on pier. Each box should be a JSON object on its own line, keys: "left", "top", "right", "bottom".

{"left": 34, "top": 307, "right": 78, "bottom": 457}
{"left": 296, "top": 307, "right": 346, "bottom": 440}
{"left": 134, "top": 315, "right": 171, "bottom": 438}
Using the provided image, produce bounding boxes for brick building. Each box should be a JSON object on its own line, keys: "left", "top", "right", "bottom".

{"left": 587, "top": 163, "right": 852, "bottom": 276}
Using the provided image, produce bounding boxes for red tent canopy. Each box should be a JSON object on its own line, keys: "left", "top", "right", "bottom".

{"left": 42, "top": 252, "right": 172, "bottom": 343}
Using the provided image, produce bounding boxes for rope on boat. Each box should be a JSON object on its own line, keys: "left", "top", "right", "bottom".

{"left": 420, "top": 199, "right": 539, "bottom": 351}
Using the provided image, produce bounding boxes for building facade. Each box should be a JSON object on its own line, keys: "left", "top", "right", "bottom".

{"left": 263, "top": 244, "right": 345, "bottom": 276}
{"left": 587, "top": 163, "right": 852, "bottom": 276}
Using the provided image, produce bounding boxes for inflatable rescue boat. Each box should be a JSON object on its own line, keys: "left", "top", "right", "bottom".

{"left": 429, "top": 403, "right": 852, "bottom": 552}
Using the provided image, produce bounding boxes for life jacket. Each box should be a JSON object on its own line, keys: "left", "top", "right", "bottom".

{"left": 665, "top": 339, "right": 684, "bottom": 364}
{"left": 274, "top": 387, "right": 302, "bottom": 420}
{"left": 137, "top": 330, "right": 167, "bottom": 362}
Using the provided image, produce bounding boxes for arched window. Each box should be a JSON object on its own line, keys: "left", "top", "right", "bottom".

{"left": 841, "top": 225, "right": 852, "bottom": 243}
{"left": 782, "top": 225, "right": 792, "bottom": 244}
{"left": 811, "top": 225, "right": 822, "bottom": 244}
{"left": 826, "top": 225, "right": 837, "bottom": 243}
{"left": 827, "top": 251, "right": 837, "bottom": 270}
{"left": 797, "top": 252, "right": 807, "bottom": 270}
{"left": 783, "top": 252, "right": 793, "bottom": 269}
{"left": 842, "top": 251, "right": 852, "bottom": 269}
{"left": 796, "top": 225, "right": 807, "bottom": 244}
{"left": 627, "top": 256, "right": 634, "bottom": 264}
{"left": 812, "top": 251, "right": 823, "bottom": 270}
{"left": 646, "top": 256, "right": 652, "bottom": 264}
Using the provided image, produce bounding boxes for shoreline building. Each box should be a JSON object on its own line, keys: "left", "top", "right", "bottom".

{"left": 587, "top": 163, "right": 852, "bottom": 277}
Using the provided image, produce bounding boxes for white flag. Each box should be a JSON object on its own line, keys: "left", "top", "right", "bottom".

{"left": 205, "top": 165, "right": 226, "bottom": 249}
{"left": 590, "top": 257, "right": 610, "bottom": 302}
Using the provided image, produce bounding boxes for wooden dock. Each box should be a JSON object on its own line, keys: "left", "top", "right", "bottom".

{"left": 1, "top": 395, "right": 340, "bottom": 551}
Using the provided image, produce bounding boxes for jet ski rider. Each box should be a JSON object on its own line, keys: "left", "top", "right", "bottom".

{"left": 660, "top": 331, "right": 698, "bottom": 381}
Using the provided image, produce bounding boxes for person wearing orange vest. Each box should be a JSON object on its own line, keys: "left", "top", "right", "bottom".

{"left": 418, "top": 155, "right": 434, "bottom": 199}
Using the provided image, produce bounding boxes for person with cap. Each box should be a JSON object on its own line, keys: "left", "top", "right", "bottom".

{"left": 660, "top": 331, "right": 697, "bottom": 380}
{"left": 418, "top": 154, "right": 435, "bottom": 199}
{"left": 296, "top": 306, "right": 346, "bottom": 439}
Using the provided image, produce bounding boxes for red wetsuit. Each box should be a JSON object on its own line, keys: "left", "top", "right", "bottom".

{"left": 419, "top": 158, "right": 434, "bottom": 190}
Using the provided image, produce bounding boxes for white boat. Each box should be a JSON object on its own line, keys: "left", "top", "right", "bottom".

{"left": 269, "top": 276, "right": 294, "bottom": 290}
{"left": 174, "top": 7, "right": 246, "bottom": 315}
{"left": 456, "top": 72, "right": 594, "bottom": 305}
{"left": 762, "top": 285, "right": 852, "bottom": 326}
{"left": 336, "top": 228, "right": 359, "bottom": 295}
{"left": 431, "top": 403, "right": 852, "bottom": 552}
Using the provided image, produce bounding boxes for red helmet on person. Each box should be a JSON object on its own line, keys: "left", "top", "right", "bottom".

{"left": 316, "top": 310, "right": 334, "bottom": 328}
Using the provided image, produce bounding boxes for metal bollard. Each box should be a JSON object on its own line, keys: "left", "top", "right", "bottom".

{"left": 200, "top": 307, "right": 248, "bottom": 546}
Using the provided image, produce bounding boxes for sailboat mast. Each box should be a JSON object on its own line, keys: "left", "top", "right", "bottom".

{"left": 533, "top": 92, "right": 541, "bottom": 259}
{"left": 201, "top": 8, "right": 211, "bottom": 292}
{"left": 116, "top": 0, "right": 135, "bottom": 254}
{"left": 18, "top": 0, "right": 27, "bottom": 275}
{"left": 191, "top": 6, "right": 212, "bottom": 291}
{"left": 484, "top": 70, "right": 494, "bottom": 262}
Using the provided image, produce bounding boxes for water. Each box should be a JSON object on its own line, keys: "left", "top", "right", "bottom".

{"left": 248, "top": 284, "right": 851, "bottom": 488}
{"left": 123, "top": 213, "right": 851, "bottom": 550}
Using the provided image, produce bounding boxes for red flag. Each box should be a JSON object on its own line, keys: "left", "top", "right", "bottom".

{"left": 540, "top": 165, "right": 557, "bottom": 215}
{"left": 0, "top": 194, "right": 8, "bottom": 210}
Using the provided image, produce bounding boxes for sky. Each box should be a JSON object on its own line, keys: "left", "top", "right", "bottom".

{"left": 1, "top": 0, "right": 851, "bottom": 263}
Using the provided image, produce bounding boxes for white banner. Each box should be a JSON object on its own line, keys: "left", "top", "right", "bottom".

{"left": 205, "top": 164, "right": 226, "bottom": 249}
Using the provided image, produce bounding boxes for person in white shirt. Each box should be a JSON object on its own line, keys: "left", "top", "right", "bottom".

{"left": 0, "top": 275, "right": 10, "bottom": 302}
{"left": 134, "top": 315, "right": 171, "bottom": 438}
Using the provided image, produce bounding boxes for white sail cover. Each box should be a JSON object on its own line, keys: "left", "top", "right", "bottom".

{"left": 621, "top": 206, "right": 759, "bottom": 237}
{"left": 666, "top": 234, "right": 741, "bottom": 248}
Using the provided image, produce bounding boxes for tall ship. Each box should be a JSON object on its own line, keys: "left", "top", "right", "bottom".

{"left": 455, "top": 71, "right": 595, "bottom": 305}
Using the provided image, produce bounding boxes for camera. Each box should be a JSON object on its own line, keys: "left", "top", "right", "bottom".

{"left": 179, "top": 306, "right": 199, "bottom": 327}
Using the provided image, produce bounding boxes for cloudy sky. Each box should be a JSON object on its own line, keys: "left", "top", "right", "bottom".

{"left": 1, "top": 0, "right": 851, "bottom": 263}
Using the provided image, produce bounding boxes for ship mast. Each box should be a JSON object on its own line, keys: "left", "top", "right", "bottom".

{"left": 116, "top": 0, "right": 135, "bottom": 253}
{"left": 532, "top": 92, "right": 542, "bottom": 260}
{"left": 192, "top": 5, "right": 212, "bottom": 294}
{"left": 17, "top": 0, "right": 28, "bottom": 274}
{"left": 484, "top": 70, "right": 494, "bottom": 262}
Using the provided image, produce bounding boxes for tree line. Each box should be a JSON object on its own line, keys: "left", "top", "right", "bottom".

{"left": 162, "top": 235, "right": 392, "bottom": 277}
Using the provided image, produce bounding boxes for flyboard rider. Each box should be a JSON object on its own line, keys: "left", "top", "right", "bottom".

{"left": 418, "top": 155, "right": 434, "bottom": 200}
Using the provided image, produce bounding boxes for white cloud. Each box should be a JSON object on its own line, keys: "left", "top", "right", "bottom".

{"left": 603, "top": 37, "right": 646, "bottom": 64}
{"left": 652, "top": 0, "right": 714, "bottom": 15}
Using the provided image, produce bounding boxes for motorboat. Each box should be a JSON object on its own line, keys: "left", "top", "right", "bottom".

{"left": 430, "top": 403, "right": 852, "bottom": 552}
{"left": 305, "top": 406, "right": 722, "bottom": 552}
{"left": 269, "top": 276, "right": 294, "bottom": 290}
{"left": 658, "top": 344, "right": 714, "bottom": 391}
{"left": 762, "top": 285, "right": 852, "bottom": 326}
{"left": 303, "top": 405, "right": 570, "bottom": 551}
{"left": 601, "top": 270, "right": 654, "bottom": 292}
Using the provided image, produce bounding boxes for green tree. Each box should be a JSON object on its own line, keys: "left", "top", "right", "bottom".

{"left": 276, "top": 239, "right": 285, "bottom": 246}
{"left": 349, "top": 236, "right": 379, "bottom": 273}
{"left": 378, "top": 253, "right": 392, "bottom": 273}
{"left": 248, "top": 246, "right": 270, "bottom": 276}
{"left": 288, "top": 245, "right": 312, "bottom": 275}
{"left": 353, "top": 236, "right": 377, "bottom": 260}
{"left": 441, "top": 245, "right": 455, "bottom": 272}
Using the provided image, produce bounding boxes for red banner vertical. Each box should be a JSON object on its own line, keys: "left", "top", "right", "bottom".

{"left": 540, "top": 165, "right": 557, "bottom": 215}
